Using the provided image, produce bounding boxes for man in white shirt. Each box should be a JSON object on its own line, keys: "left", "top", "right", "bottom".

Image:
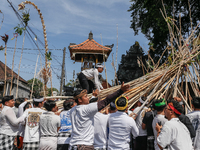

{"left": 78, "top": 63, "right": 104, "bottom": 93}
{"left": 93, "top": 110, "right": 109, "bottom": 150}
{"left": 156, "top": 99, "right": 193, "bottom": 150}
{"left": 187, "top": 97, "right": 200, "bottom": 149}
{"left": 152, "top": 99, "right": 167, "bottom": 150}
{"left": 69, "top": 82, "right": 130, "bottom": 150}
{"left": 133, "top": 96, "right": 148, "bottom": 150}
{"left": 21, "top": 97, "right": 46, "bottom": 150}
{"left": 39, "top": 100, "right": 60, "bottom": 150}
{"left": 57, "top": 99, "right": 77, "bottom": 150}
{"left": 108, "top": 95, "right": 139, "bottom": 150}
{"left": 0, "top": 95, "right": 24, "bottom": 150}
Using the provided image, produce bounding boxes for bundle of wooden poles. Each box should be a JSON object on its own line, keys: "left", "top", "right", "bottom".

{"left": 55, "top": 6, "right": 200, "bottom": 114}
{"left": 27, "top": 2, "right": 200, "bottom": 115}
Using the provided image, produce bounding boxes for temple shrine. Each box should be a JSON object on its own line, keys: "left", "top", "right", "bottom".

{"left": 68, "top": 31, "right": 113, "bottom": 71}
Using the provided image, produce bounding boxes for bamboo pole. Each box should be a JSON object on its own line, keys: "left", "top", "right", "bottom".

{"left": 3, "top": 43, "right": 7, "bottom": 96}
{"left": 0, "top": 10, "right": 4, "bottom": 30}
{"left": 30, "top": 55, "right": 39, "bottom": 99}
{"left": 19, "top": 1, "right": 49, "bottom": 95}
{"left": 16, "top": 30, "right": 26, "bottom": 98}
{"left": 10, "top": 36, "right": 18, "bottom": 95}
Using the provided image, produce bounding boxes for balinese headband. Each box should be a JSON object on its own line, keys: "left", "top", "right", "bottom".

{"left": 155, "top": 98, "right": 166, "bottom": 107}
{"left": 115, "top": 95, "right": 128, "bottom": 111}
{"left": 74, "top": 89, "right": 87, "bottom": 99}
{"left": 168, "top": 102, "right": 181, "bottom": 115}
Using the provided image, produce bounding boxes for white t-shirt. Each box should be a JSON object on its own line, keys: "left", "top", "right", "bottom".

{"left": 21, "top": 107, "right": 46, "bottom": 142}
{"left": 152, "top": 114, "right": 168, "bottom": 150}
{"left": 17, "top": 101, "right": 28, "bottom": 137}
{"left": 108, "top": 111, "right": 139, "bottom": 150}
{"left": 94, "top": 112, "right": 109, "bottom": 149}
{"left": 0, "top": 106, "right": 23, "bottom": 136}
{"left": 187, "top": 110, "right": 200, "bottom": 149}
{"left": 69, "top": 102, "right": 98, "bottom": 146}
{"left": 133, "top": 106, "right": 148, "bottom": 136}
{"left": 157, "top": 118, "right": 193, "bottom": 150}
{"left": 57, "top": 110, "right": 72, "bottom": 144}
{"left": 12, "top": 106, "right": 18, "bottom": 117}
{"left": 82, "top": 68, "right": 103, "bottom": 90}
{"left": 40, "top": 111, "right": 60, "bottom": 136}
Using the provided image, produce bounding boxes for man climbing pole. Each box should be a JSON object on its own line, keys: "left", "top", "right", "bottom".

{"left": 78, "top": 63, "right": 104, "bottom": 93}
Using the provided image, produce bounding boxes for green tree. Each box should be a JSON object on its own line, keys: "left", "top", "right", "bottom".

{"left": 47, "top": 87, "right": 59, "bottom": 96}
{"left": 27, "top": 78, "right": 43, "bottom": 98}
{"left": 65, "top": 80, "right": 74, "bottom": 87}
{"left": 117, "top": 41, "right": 147, "bottom": 83}
{"left": 128, "top": 0, "right": 200, "bottom": 63}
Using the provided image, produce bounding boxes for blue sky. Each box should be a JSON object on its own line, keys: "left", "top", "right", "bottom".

{"left": 0, "top": 0, "right": 149, "bottom": 91}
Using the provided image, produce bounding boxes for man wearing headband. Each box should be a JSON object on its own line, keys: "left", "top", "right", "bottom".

{"left": 21, "top": 97, "right": 46, "bottom": 150}
{"left": 78, "top": 63, "right": 104, "bottom": 93}
{"left": 0, "top": 96, "right": 24, "bottom": 150}
{"left": 152, "top": 99, "right": 167, "bottom": 150}
{"left": 133, "top": 96, "right": 148, "bottom": 150}
{"left": 187, "top": 97, "right": 200, "bottom": 149}
{"left": 156, "top": 99, "right": 193, "bottom": 150}
{"left": 173, "top": 97, "right": 196, "bottom": 138}
{"left": 69, "top": 82, "right": 130, "bottom": 150}
{"left": 108, "top": 95, "right": 139, "bottom": 149}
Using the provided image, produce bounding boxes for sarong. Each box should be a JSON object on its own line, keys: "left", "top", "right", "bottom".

{"left": 0, "top": 133, "right": 15, "bottom": 150}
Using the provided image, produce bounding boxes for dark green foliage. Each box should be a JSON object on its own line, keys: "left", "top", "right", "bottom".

{"left": 0, "top": 45, "right": 4, "bottom": 50}
{"left": 27, "top": 78, "right": 43, "bottom": 98}
{"left": 117, "top": 41, "right": 147, "bottom": 83}
{"left": 128, "top": 0, "right": 200, "bottom": 63}
{"left": 14, "top": 24, "right": 25, "bottom": 35}
{"left": 45, "top": 52, "right": 52, "bottom": 61}
{"left": 22, "top": 12, "right": 30, "bottom": 26}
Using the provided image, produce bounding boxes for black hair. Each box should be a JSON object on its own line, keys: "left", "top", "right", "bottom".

{"left": 19, "top": 98, "right": 25, "bottom": 103}
{"left": 2, "top": 95, "right": 13, "bottom": 105}
{"left": 33, "top": 101, "right": 40, "bottom": 107}
{"left": 116, "top": 97, "right": 127, "bottom": 111}
{"left": 141, "top": 96, "right": 147, "bottom": 102}
{"left": 110, "top": 102, "right": 116, "bottom": 110}
{"left": 73, "top": 90, "right": 82, "bottom": 104}
{"left": 14, "top": 98, "right": 22, "bottom": 108}
{"left": 192, "top": 97, "right": 200, "bottom": 109}
{"left": 23, "top": 102, "right": 31, "bottom": 112}
{"left": 63, "top": 99, "right": 75, "bottom": 111}
{"left": 44, "top": 100, "right": 56, "bottom": 111}
{"left": 167, "top": 99, "right": 183, "bottom": 116}
{"left": 33, "top": 96, "right": 43, "bottom": 107}
{"left": 152, "top": 99, "right": 166, "bottom": 112}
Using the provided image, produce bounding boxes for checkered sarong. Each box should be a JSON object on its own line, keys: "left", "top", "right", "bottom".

{"left": 23, "top": 142, "right": 39, "bottom": 150}
{"left": 58, "top": 132, "right": 71, "bottom": 137}
{"left": 0, "top": 133, "right": 15, "bottom": 150}
{"left": 69, "top": 145, "right": 94, "bottom": 150}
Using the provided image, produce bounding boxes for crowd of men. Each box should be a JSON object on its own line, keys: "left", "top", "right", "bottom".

{"left": 0, "top": 81, "right": 200, "bottom": 150}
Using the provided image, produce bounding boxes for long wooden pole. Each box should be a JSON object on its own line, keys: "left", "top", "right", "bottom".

{"left": 16, "top": 30, "right": 26, "bottom": 98}
{"left": 19, "top": 1, "right": 49, "bottom": 95}
{"left": 100, "top": 34, "right": 109, "bottom": 88}
{"left": 3, "top": 43, "right": 7, "bottom": 96}
{"left": 30, "top": 55, "right": 39, "bottom": 99}
{"left": 10, "top": 36, "right": 18, "bottom": 95}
